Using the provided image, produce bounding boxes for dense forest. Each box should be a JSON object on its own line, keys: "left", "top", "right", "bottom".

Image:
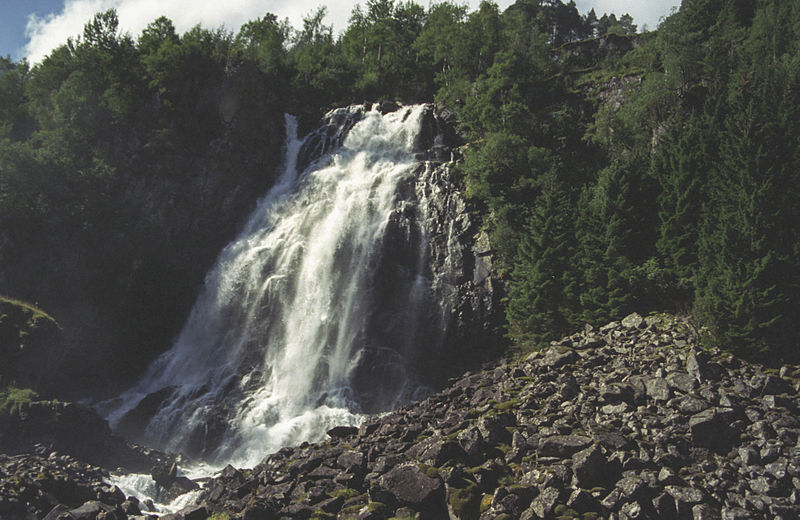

{"left": 1, "top": 0, "right": 799, "bottom": 398}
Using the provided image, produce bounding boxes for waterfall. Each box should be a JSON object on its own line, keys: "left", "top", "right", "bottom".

{"left": 108, "top": 104, "right": 460, "bottom": 468}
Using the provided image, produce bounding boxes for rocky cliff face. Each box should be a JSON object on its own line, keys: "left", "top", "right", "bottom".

{"left": 168, "top": 314, "right": 799, "bottom": 520}
{"left": 411, "top": 107, "right": 504, "bottom": 381}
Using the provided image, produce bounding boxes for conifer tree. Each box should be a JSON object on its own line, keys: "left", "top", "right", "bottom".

{"left": 695, "top": 69, "right": 795, "bottom": 356}
{"left": 506, "top": 174, "right": 575, "bottom": 345}
{"left": 651, "top": 115, "right": 709, "bottom": 306}
{"left": 574, "top": 163, "right": 634, "bottom": 326}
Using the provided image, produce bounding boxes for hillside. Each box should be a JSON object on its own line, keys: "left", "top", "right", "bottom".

{"left": 2, "top": 0, "right": 799, "bottom": 401}
{"left": 3, "top": 313, "right": 799, "bottom": 519}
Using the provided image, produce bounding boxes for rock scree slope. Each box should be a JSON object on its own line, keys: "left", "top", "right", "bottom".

{"left": 3, "top": 313, "right": 800, "bottom": 519}
{"left": 178, "top": 314, "right": 800, "bottom": 520}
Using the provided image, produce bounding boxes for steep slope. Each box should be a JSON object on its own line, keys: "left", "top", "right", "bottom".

{"left": 3, "top": 313, "right": 799, "bottom": 519}
{"left": 180, "top": 314, "right": 800, "bottom": 520}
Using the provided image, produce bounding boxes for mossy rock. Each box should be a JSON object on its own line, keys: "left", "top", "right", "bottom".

{"left": 417, "top": 462, "right": 440, "bottom": 479}
{"left": 339, "top": 504, "right": 364, "bottom": 517}
{"left": 389, "top": 514, "right": 420, "bottom": 520}
{"left": 447, "top": 481, "right": 480, "bottom": 519}
{"left": 554, "top": 504, "right": 580, "bottom": 518}
{"left": 330, "top": 488, "right": 361, "bottom": 500}
{"left": 494, "top": 398, "right": 520, "bottom": 412}
{"left": 497, "top": 473, "right": 516, "bottom": 486}
{"left": 465, "top": 409, "right": 482, "bottom": 419}
{"left": 479, "top": 494, "right": 493, "bottom": 513}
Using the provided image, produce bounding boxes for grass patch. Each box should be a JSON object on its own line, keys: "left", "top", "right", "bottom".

{"left": 479, "top": 493, "right": 493, "bottom": 513}
{"left": 0, "top": 295, "right": 59, "bottom": 329}
{"left": 494, "top": 398, "right": 520, "bottom": 412}
{"left": 417, "top": 462, "right": 440, "bottom": 479}
{"left": 330, "top": 488, "right": 360, "bottom": 500}
{"left": 447, "top": 480, "right": 480, "bottom": 518}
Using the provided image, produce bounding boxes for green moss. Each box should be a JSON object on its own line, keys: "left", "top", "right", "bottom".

{"left": 417, "top": 463, "right": 440, "bottom": 479}
{"left": 444, "top": 431, "right": 461, "bottom": 442}
{"left": 366, "top": 502, "right": 389, "bottom": 514}
{"left": 497, "top": 473, "right": 515, "bottom": 486}
{"left": 0, "top": 386, "right": 39, "bottom": 416}
{"left": 330, "top": 488, "right": 360, "bottom": 500}
{"left": 465, "top": 409, "right": 482, "bottom": 419}
{"left": 479, "top": 494, "right": 493, "bottom": 513}
{"left": 339, "top": 504, "right": 363, "bottom": 517}
{"left": 0, "top": 296, "right": 59, "bottom": 328}
{"left": 554, "top": 504, "right": 580, "bottom": 518}
{"left": 310, "top": 511, "right": 336, "bottom": 520}
{"left": 494, "top": 398, "right": 520, "bottom": 412}
{"left": 339, "top": 501, "right": 385, "bottom": 519}
{"left": 206, "top": 514, "right": 231, "bottom": 520}
{"left": 448, "top": 481, "right": 480, "bottom": 517}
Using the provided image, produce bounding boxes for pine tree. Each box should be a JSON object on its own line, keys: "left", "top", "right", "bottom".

{"left": 651, "top": 115, "right": 709, "bottom": 306}
{"left": 695, "top": 71, "right": 795, "bottom": 357}
{"left": 574, "top": 163, "right": 635, "bottom": 326}
{"left": 506, "top": 175, "right": 575, "bottom": 346}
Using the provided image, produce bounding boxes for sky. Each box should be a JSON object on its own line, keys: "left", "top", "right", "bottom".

{"left": 1, "top": 0, "right": 681, "bottom": 64}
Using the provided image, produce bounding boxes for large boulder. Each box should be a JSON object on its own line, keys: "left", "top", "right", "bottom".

{"left": 377, "top": 463, "right": 446, "bottom": 516}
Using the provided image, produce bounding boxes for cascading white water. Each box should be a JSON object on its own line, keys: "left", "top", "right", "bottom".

{"left": 109, "top": 104, "right": 445, "bottom": 469}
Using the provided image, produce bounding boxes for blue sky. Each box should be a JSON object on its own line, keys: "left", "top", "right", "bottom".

{"left": 1, "top": 0, "right": 681, "bottom": 64}
{"left": 1, "top": 0, "right": 62, "bottom": 60}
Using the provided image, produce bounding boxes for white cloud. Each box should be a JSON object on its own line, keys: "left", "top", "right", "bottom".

{"left": 24, "top": 0, "right": 681, "bottom": 64}
{"left": 24, "top": 0, "right": 352, "bottom": 64}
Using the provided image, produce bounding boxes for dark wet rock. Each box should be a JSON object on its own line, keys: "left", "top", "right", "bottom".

{"left": 572, "top": 444, "right": 617, "bottom": 488}
{"left": 377, "top": 463, "right": 445, "bottom": 515}
{"left": 665, "top": 486, "right": 705, "bottom": 516}
{"left": 538, "top": 435, "right": 592, "bottom": 458}
{"left": 689, "top": 407, "right": 740, "bottom": 451}
{"left": 328, "top": 426, "right": 359, "bottom": 439}
{"left": 0, "top": 396, "right": 165, "bottom": 474}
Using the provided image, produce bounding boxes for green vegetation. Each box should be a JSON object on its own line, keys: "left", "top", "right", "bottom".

{"left": 416, "top": 462, "right": 441, "bottom": 478}
{"left": 1, "top": 0, "right": 798, "bottom": 396}
{"left": 0, "top": 297, "right": 59, "bottom": 386}
{"left": 0, "top": 296, "right": 58, "bottom": 328}
{"left": 330, "top": 488, "right": 361, "bottom": 500}
{"left": 447, "top": 480, "right": 481, "bottom": 518}
{"left": 0, "top": 386, "right": 39, "bottom": 417}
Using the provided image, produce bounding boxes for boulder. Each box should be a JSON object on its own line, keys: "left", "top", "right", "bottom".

{"left": 328, "top": 426, "right": 359, "bottom": 439}
{"left": 621, "top": 313, "right": 644, "bottom": 329}
{"left": 537, "top": 435, "right": 592, "bottom": 458}
{"left": 689, "top": 407, "right": 740, "bottom": 451}
{"left": 572, "top": 444, "right": 618, "bottom": 488}
{"left": 377, "top": 464, "right": 446, "bottom": 516}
